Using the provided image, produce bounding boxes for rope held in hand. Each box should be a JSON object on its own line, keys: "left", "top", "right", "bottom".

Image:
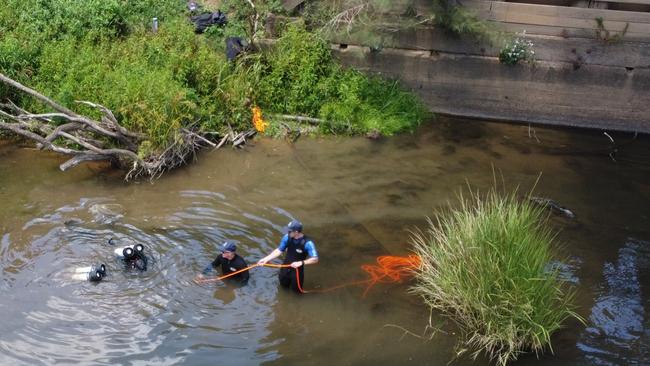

{"left": 194, "top": 255, "right": 421, "bottom": 296}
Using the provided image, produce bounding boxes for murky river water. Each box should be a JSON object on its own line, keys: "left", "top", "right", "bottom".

{"left": 0, "top": 117, "right": 649, "bottom": 365}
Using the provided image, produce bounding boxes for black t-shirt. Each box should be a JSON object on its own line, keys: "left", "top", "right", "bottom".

{"left": 206, "top": 253, "right": 249, "bottom": 284}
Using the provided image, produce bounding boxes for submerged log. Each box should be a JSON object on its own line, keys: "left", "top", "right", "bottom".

{"left": 272, "top": 113, "right": 325, "bottom": 125}
{"left": 529, "top": 196, "right": 576, "bottom": 219}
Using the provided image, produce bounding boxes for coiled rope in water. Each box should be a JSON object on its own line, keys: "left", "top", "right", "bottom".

{"left": 195, "top": 255, "right": 421, "bottom": 296}
{"left": 359, "top": 255, "right": 421, "bottom": 297}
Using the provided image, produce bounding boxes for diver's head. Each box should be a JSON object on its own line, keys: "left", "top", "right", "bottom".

{"left": 221, "top": 241, "right": 237, "bottom": 260}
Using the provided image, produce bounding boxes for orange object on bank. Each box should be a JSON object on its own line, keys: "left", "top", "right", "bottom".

{"left": 252, "top": 106, "right": 268, "bottom": 133}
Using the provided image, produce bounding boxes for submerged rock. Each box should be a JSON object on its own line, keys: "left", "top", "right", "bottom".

{"left": 89, "top": 203, "right": 124, "bottom": 224}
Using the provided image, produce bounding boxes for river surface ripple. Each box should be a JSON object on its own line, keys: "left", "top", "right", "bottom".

{"left": 0, "top": 117, "right": 649, "bottom": 365}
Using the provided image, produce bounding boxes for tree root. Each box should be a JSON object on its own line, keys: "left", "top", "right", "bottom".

{"left": 0, "top": 73, "right": 255, "bottom": 180}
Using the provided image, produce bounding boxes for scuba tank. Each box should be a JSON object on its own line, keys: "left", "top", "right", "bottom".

{"left": 88, "top": 269, "right": 104, "bottom": 282}
{"left": 134, "top": 244, "right": 144, "bottom": 256}
{"left": 115, "top": 243, "right": 148, "bottom": 271}
{"left": 114, "top": 245, "right": 135, "bottom": 259}
{"left": 93, "top": 263, "right": 107, "bottom": 276}
{"left": 73, "top": 263, "right": 107, "bottom": 282}
{"left": 88, "top": 263, "right": 106, "bottom": 282}
{"left": 122, "top": 247, "right": 135, "bottom": 260}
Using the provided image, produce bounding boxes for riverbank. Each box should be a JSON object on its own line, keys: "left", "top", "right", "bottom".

{"left": 326, "top": 0, "right": 650, "bottom": 134}
{"left": 0, "top": 1, "right": 427, "bottom": 178}
{"left": 333, "top": 36, "right": 650, "bottom": 134}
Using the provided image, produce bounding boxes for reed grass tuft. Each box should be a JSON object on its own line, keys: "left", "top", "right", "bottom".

{"left": 411, "top": 189, "right": 581, "bottom": 365}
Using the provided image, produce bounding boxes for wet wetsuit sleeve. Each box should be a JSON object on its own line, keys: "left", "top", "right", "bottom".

{"left": 202, "top": 254, "right": 222, "bottom": 275}
{"left": 305, "top": 240, "right": 318, "bottom": 258}
{"left": 277, "top": 234, "right": 289, "bottom": 251}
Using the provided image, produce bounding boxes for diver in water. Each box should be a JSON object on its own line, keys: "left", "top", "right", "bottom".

{"left": 195, "top": 241, "right": 249, "bottom": 285}
{"left": 71, "top": 263, "right": 107, "bottom": 282}
{"left": 114, "top": 243, "right": 148, "bottom": 271}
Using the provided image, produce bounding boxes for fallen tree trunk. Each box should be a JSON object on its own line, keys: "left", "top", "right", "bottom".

{"left": 271, "top": 113, "right": 325, "bottom": 125}
{"left": 0, "top": 73, "right": 255, "bottom": 180}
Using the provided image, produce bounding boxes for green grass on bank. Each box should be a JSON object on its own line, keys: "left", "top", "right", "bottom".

{"left": 255, "top": 25, "right": 429, "bottom": 136}
{"left": 411, "top": 189, "right": 581, "bottom": 365}
{"left": 0, "top": 0, "right": 428, "bottom": 158}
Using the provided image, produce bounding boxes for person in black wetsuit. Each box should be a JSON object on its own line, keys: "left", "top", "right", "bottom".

{"left": 196, "top": 241, "right": 249, "bottom": 285}
{"left": 258, "top": 220, "right": 319, "bottom": 293}
{"left": 123, "top": 244, "right": 148, "bottom": 271}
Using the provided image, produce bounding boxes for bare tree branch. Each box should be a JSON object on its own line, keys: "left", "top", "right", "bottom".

{"left": 0, "top": 73, "right": 77, "bottom": 116}
{"left": 60, "top": 154, "right": 113, "bottom": 171}
{"left": 0, "top": 73, "right": 256, "bottom": 180}
{"left": 272, "top": 113, "right": 325, "bottom": 125}
{"left": 325, "top": 2, "right": 370, "bottom": 35}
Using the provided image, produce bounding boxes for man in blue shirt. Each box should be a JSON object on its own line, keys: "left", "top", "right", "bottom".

{"left": 258, "top": 220, "right": 318, "bottom": 293}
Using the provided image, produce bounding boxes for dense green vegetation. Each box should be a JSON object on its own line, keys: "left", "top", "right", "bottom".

{"left": 0, "top": 0, "right": 428, "bottom": 160}
{"left": 431, "top": 0, "right": 497, "bottom": 42}
{"left": 411, "top": 189, "right": 581, "bottom": 365}
{"left": 301, "top": 0, "right": 497, "bottom": 51}
{"left": 257, "top": 25, "right": 428, "bottom": 135}
{"left": 1, "top": 0, "right": 240, "bottom": 154}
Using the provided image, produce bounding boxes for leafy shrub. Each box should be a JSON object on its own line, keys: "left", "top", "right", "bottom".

{"left": 1, "top": 0, "right": 429, "bottom": 155}
{"left": 257, "top": 25, "right": 336, "bottom": 115}
{"left": 257, "top": 25, "right": 428, "bottom": 135}
{"left": 431, "top": 0, "right": 497, "bottom": 43}
{"left": 22, "top": 19, "right": 232, "bottom": 148}
{"left": 2, "top": 0, "right": 184, "bottom": 41}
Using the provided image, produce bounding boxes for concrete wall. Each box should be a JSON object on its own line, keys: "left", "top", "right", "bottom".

{"left": 334, "top": 45, "right": 650, "bottom": 133}
{"left": 327, "top": 0, "right": 650, "bottom": 133}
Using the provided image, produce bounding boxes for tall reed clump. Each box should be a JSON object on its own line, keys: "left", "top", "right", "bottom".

{"left": 411, "top": 189, "right": 581, "bottom": 365}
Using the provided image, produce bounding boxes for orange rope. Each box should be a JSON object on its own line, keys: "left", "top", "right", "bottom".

{"left": 194, "top": 255, "right": 421, "bottom": 297}
{"left": 359, "top": 255, "right": 421, "bottom": 297}
{"left": 194, "top": 263, "right": 288, "bottom": 283}
{"left": 305, "top": 255, "right": 421, "bottom": 296}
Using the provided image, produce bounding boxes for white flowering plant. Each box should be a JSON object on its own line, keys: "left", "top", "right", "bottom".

{"left": 499, "top": 31, "right": 535, "bottom": 65}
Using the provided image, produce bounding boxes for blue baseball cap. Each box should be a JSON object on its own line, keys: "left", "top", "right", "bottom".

{"left": 284, "top": 220, "right": 303, "bottom": 233}
{"left": 221, "top": 241, "right": 237, "bottom": 252}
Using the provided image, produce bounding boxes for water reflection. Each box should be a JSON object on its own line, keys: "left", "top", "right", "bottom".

{"left": 0, "top": 118, "right": 649, "bottom": 365}
{"left": 577, "top": 239, "right": 650, "bottom": 365}
{"left": 0, "top": 190, "right": 291, "bottom": 365}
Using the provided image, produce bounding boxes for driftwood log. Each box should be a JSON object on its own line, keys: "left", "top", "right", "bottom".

{"left": 0, "top": 73, "right": 255, "bottom": 180}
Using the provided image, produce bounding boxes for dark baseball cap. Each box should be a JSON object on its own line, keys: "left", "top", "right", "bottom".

{"left": 221, "top": 241, "right": 237, "bottom": 252}
{"left": 284, "top": 220, "right": 303, "bottom": 233}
